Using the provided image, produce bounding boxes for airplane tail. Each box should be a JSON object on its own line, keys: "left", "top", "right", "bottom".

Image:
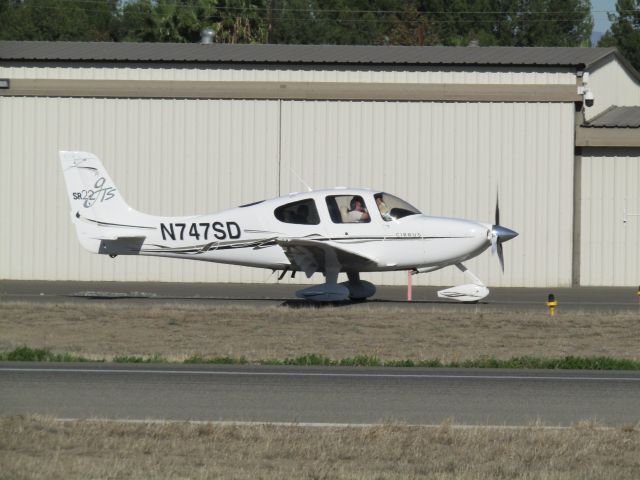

{"left": 59, "top": 151, "right": 151, "bottom": 255}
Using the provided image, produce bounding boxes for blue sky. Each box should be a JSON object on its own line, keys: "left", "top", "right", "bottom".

{"left": 591, "top": 0, "right": 616, "bottom": 32}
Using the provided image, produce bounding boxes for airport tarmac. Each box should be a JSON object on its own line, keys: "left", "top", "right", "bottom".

{"left": 1, "top": 280, "right": 639, "bottom": 312}
{"left": 2, "top": 283, "right": 639, "bottom": 427}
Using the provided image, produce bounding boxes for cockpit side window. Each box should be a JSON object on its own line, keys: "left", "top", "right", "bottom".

{"left": 274, "top": 199, "right": 320, "bottom": 225}
{"left": 375, "top": 193, "right": 421, "bottom": 221}
{"left": 326, "top": 195, "right": 371, "bottom": 223}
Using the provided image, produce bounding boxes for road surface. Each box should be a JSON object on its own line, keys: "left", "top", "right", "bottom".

{"left": 1, "top": 363, "right": 638, "bottom": 426}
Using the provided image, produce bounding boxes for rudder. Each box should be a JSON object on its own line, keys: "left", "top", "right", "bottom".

{"left": 59, "top": 151, "right": 149, "bottom": 254}
{"left": 59, "top": 151, "right": 134, "bottom": 220}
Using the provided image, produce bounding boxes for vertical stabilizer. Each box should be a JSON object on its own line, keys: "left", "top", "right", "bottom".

{"left": 59, "top": 151, "right": 150, "bottom": 253}
{"left": 59, "top": 151, "right": 136, "bottom": 219}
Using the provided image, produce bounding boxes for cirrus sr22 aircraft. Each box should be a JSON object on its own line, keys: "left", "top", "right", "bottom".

{"left": 60, "top": 151, "right": 518, "bottom": 303}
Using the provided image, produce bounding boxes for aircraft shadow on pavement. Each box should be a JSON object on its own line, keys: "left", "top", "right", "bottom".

{"left": 280, "top": 298, "right": 486, "bottom": 308}
{"left": 65, "top": 293, "right": 486, "bottom": 307}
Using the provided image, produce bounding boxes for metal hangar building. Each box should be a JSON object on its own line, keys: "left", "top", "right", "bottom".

{"left": 1, "top": 41, "right": 639, "bottom": 287}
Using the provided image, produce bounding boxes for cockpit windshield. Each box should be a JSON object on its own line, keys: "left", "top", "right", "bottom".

{"left": 374, "top": 192, "right": 421, "bottom": 221}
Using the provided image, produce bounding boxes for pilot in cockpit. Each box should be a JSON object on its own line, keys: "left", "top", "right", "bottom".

{"left": 375, "top": 194, "right": 392, "bottom": 221}
{"left": 347, "top": 196, "right": 370, "bottom": 222}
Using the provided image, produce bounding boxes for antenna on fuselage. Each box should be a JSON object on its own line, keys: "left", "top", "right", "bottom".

{"left": 291, "top": 169, "right": 313, "bottom": 192}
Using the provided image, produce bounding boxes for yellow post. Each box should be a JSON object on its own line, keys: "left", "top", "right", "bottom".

{"left": 547, "top": 294, "right": 557, "bottom": 317}
{"left": 637, "top": 286, "right": 640, "bottom": 304}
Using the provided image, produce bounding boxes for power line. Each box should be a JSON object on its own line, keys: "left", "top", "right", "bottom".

{"left": 3, "top": 3, "right": 609, "bottom": 20}
{"left": 2, "top": 0, "right": 628, "bottom": 17}
{"left": 0, "top": 1, "right": 614, "bottom": 31}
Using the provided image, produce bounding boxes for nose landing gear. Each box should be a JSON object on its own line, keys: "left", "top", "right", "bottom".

{"left": 437, "top": 263, "right": 489, "bottom": 303}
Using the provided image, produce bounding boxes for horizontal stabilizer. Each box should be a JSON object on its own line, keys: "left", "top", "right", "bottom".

{"left": 98, "top": 236, "right": 146, "bottom": 256}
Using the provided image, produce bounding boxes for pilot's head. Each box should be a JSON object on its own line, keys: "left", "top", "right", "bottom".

{"left": 349, "top": 196, "right": 363, "bottom": 211}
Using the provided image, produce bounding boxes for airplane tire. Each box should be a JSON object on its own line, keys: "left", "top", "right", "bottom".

{"left": 340, "top": 280, "right": 376, "bottom": 300}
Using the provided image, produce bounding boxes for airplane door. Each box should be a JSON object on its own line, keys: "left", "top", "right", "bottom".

{"left": 322, "top": 194, "right": 384, "bottom": 254}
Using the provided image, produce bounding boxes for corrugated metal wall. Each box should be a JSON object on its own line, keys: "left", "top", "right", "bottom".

{"left": 580, "top": 148, "right": 640, "bottom": 285}
{"left": 0, "top": 97, "right": 280, "bottom": 282}
{"left": 0, "top": 65, "right": 576, "bottom": 85}
{"left": 1, "top": 96, "right": 574, "bottom": 286}
{"left": 585, "top": 58, "right": 640, "bottom": 121}
{"left": 280, "top": 101, "right": 574, "bottom": 287}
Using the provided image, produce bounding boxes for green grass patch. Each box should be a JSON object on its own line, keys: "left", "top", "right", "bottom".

{"left": 112, "top": 353, "right": 167, "bottom": 363}
{"left": 0, "top": 346, "right": 94, "bottom": 363}
{"left": 184, "top": 354, "right": 248, "bottom": 364}
{"left": 1, "top": 347, "right": 639, "bottom": 370}
{"left": 453, "top": 355, "right": 640, "bottom": 370}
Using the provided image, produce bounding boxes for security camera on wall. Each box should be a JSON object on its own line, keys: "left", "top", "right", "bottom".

{"left": 584, "top": 90, "right": 594, "bottom": 107}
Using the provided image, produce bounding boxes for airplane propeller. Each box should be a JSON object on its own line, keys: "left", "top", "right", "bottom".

{"left": 489, "top": 193, "right": 518, "bottom": 272}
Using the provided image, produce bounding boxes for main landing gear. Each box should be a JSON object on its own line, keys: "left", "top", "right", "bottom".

{"left": 295, "top": 271, "right": 376, "bottom": 303}
{"left": 292, "top": 263, "right": 487, "bottom": 303}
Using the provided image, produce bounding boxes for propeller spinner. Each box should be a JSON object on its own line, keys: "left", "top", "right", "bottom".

{"left": 489, "top": 194, "right": 518, "bottom": 272}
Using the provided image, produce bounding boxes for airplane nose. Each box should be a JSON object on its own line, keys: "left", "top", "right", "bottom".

{"left": 492, "top": 225, "right": 518, "bottom": 243}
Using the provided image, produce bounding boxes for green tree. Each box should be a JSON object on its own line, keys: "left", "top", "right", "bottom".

{"left": 269, "top": 0, "right": 396, "bottom": 45}
{"left": 270, "top": 0, "right": 592, "bottom": 47}
{"left": 117, "top": 0, "right": 156, "bottom": 42}
{"left": 0, "top": 0, "right": 118, "bottom": 41}
{"left": 118, "top": 0, "right": 268, "bottom": 43}
{"left": 496, "top": 0, "right": 592, "bottom": 47}
{"left": 598, "top": 0, "right": 640, "bottom": 71}
{"left": 215, "top": 0, "right": 267, "bottom": 43}
{"left": 0, "top": 0, "right": 596, "bottom": 47}
{"left": 387, "top": 1, "right": 439, "bottom": 45}
{"left": 410, "top": 0, "right": 497, "bottom": 46}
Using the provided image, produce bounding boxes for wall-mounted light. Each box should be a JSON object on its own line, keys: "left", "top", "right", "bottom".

{"left": 0, "top": 79, "right": 9, "bottom": 89}
{"left": 577, "top": 72, "right": 594, "bottom": 108}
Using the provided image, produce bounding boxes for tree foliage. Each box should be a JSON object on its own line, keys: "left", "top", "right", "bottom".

{"left": 267, "top": 0, "right": 593, "bottom": 46}
{"left": 486, "top": 0, "right": 592, "bottom": 47}
{"left": 266, "top": 0, "right": 396, "bottom": 45}
{"left": 598, "top": 0, "right": 640, "bottom": 71}
{"left": 0, "top": 0, "right": 118, "bottom": 41}
{"left": 118, "top": 0, "right": 268, "bottom": 43}
{"left": 0, "top": 0, "right": 593, "bottom": 47}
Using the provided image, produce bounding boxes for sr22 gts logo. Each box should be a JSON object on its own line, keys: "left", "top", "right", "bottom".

{"left": 72, "top": 177, "right": 116, "bottom": 208}
{"left": 160, "top": 221, "right": 241, "bottom": 241}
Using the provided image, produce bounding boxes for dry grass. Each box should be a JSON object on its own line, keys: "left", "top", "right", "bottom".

{"left": 0, "top": 416, "right": 638, "bottom": 480}
{"left": 0, "top": 301, "right": 639, "bottom": 362}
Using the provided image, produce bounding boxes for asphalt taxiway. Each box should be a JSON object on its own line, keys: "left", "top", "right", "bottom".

{"left": 1, "top": 363, "right": 638, "bottom": 426}
{"left": 1, "top": 280, "right": 639, "bottom": 312}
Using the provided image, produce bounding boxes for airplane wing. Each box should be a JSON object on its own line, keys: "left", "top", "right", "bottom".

{"left": 276, "top": 237, "right": 378, "bottom": 277}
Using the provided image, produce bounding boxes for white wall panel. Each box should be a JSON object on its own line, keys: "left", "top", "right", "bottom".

{"left": 0, "top": 96, "right": 575, "bottom": 286}
{"left": 0, "top": 97, "right": 279, "bottom": 282}
{"left": 0, "top": 65, "right": 576, "bottom": 85}
{"left": 279, "top": 101, "right": 575, "bottom": 287}
{"left": 585, "top": 58, "right": 640, "bottom": 120}
{"left": 580, "top": 149, "right": 640, "bottom": 285}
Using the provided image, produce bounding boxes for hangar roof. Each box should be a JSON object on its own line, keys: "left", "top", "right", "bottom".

{"left": 0, "top": 41, "right": 623, "bottom": 70}
{"left": 583, "top": 106, "right": 640, "bottom": 128}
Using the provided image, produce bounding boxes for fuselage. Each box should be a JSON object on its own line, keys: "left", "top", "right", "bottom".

{"left": 124, "top": 188, "right": 492, "bottom": 272}
{"left": 61, "top": 150, "right": 518, "bottom": 302}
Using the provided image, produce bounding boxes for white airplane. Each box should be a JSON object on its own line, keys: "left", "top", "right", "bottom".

{"left": 60, "top": 151, "right": 517, "bottom": 302}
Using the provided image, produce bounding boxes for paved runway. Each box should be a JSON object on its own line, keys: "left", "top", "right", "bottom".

{"left": 2, "top": 280, "right": 639, "bottom": 311}
{"left": 1, "top": 363, "right": 639, "bottom": 426}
